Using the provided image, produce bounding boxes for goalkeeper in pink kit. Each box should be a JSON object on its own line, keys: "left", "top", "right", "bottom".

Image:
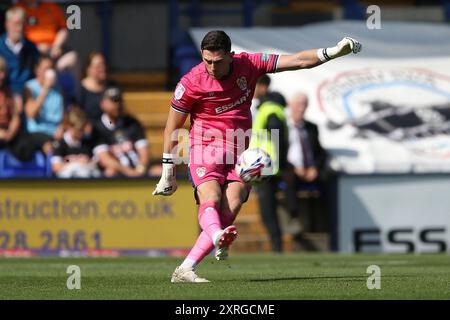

{"left": 153, "top": 30, "right": 361, "bottom": 283}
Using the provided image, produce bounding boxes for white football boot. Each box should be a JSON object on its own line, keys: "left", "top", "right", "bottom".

{"left": 214, "top": 225, "right": 238, "bottom": 261}
{"left": 170, "top": 266, "right": 210, "bottom": 283}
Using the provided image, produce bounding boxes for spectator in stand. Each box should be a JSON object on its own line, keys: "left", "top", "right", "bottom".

{"left": 0, "top": 54, "right": 34, "bottom": 161}
{"left": 13, "top": 0, "right": 77, "bottom": 74}
{"left": 51, "top": 107, "right": 100, "bottom": 178}
{"left": 92, "top": 86, "right": 150, "bottom": 178}
{"left": 0, "top": 55, "right": 19, "bottom": 146}
{"left": 285, "top": 92, "right": 331, "bottom": 240}
{"left": 24, "top": 55, "right": 64, "bottom": 155}
{"left": 78, "top": 52, "right": 114, "bottom": 123}
{"left": 14, "top": 0, "right": 78, "bottom": 104}
{"left": 286, "top": 92, "right": 328, "bottom": 189}
{"left": 0, "top": 6, "right": 39, "bottom": 101}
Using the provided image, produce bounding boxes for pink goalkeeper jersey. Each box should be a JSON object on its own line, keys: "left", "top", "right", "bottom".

{"left": 171, "top": 52, "right": 279, "bottom": 150}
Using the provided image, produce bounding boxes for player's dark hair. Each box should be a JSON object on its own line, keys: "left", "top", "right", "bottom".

{"left": 201, "top": 30, "right": 231, "bottom": 53}
{"left": 257, "top": 74, "right": 271, "bottom": 87}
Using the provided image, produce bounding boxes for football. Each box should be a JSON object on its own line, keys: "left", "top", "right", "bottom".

{"left": 235, "top": 148, "right": 272, "bottom": 183}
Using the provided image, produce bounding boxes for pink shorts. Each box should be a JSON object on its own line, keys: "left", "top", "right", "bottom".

{"left": 189, "top": 161, "right": 242, "bottom": 187}
{"left": 188, "top": 145, "right": 251, "bottom": 203}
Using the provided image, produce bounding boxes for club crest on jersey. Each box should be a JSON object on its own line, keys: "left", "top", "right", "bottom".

{"left": 236, "top": 77, "right": 247, "bottom": 91}
{"left": 196, "top": 166, "right": 206, "bottom": 178}
{"left": 174, "top": 83, "right": 186, "bottom": 100}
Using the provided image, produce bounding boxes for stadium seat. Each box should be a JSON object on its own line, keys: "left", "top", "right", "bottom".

{"left": 0, "top": 150, "right": 52, "bottom": 178}
{"left": 341, "top": 0, "right": 365, "bottom": 19}
{"left": 174, "top": 43, "right": 201, "bottom": 77}
{"left": 109, "top": 72, "right": 167, "bottom": 91}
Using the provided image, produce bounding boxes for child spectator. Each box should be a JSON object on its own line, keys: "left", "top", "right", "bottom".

{"left": 51, "top": 107, "right": 100, "bottom": 178}
{"left": 24, "top": 55, "right": 64, "bottom": 155}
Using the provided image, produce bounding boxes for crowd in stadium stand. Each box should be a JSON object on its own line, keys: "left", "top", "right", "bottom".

{"left": 0, "top": 1, "right": 159, "bottom": 178}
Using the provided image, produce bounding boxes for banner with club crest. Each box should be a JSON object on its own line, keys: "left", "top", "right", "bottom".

{"left": 191, "top": 21, "right": 450, "bottom": 174}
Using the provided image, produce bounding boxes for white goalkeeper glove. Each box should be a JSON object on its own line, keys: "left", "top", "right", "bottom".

{"left": 152, "top": 153, "right": 177, "bottom": 196}
{"left": 317, "top": 37, "right": 362, "bottom": 62}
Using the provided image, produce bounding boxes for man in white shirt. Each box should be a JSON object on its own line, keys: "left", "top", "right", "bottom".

{"left": 286, "top": 92, "right": 321, "bottom": 182}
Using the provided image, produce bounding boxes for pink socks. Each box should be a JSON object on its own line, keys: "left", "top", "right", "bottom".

{"left": 181, "top": 203, "right": 237, "bottom": 270}
{"left": 180, "top": 232, "right": 214, "bottom": 270}
{"left": 198, "top": 201, "right": 222, "bottom": 240}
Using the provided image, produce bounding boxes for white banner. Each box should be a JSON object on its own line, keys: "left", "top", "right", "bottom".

{"left": 190, "top": 22, "right": 450, "bottom": 173}
{"left": 338, "top": 175, "right": 450, "bottom": 253}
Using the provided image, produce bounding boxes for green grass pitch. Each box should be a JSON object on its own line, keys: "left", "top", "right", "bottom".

{"left": 1, "top": 253, "right": 449, "bottom": 299}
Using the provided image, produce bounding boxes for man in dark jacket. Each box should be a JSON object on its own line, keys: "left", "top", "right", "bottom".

{"left": 285, "top": 92, "right": 330, "bottom": 240}
{"left": 0, "top": 7, "right": 39, "bottom": 97}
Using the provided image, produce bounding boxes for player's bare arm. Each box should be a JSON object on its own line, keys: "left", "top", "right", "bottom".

{"left": 152, "top": 108, "right": 188, "bottom": 196}
{"left": 162, "top": 108, "right": 189, "bottom": 155}
{"left": 276, "top": 37, "right": 362, "bottom": 72}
